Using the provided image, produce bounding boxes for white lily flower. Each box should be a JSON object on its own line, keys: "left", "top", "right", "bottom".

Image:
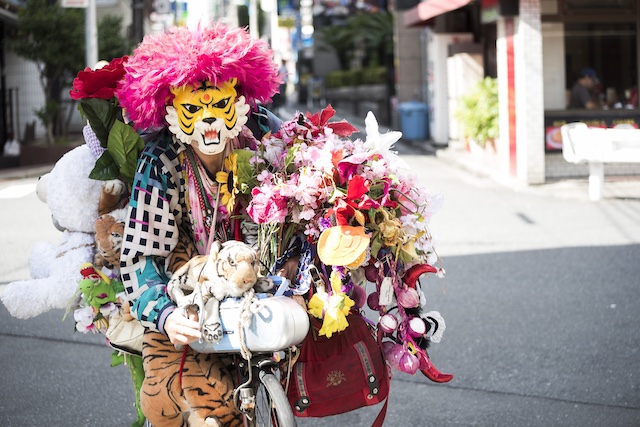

{"left": 364, "top": 111, "right": 410, "bottom": 170}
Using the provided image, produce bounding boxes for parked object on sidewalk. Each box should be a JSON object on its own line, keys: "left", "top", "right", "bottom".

{"left": 561, "top": 122, "right": 640, "bottom": 200}
{"left": 3, "top": 132, "right": 20, "bottom": 157}
{"left": 398, "top": 101, "right": 429, "bottom": 141}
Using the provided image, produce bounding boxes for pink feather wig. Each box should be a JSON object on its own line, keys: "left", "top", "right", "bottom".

{"left": 117, "top": 23, "right": 282, "bottom": 130}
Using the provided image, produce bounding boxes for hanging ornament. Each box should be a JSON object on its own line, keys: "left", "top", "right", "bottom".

{"left": 407, "top": 316, "right": 427, "bottom": 338}
{"left": 396, "top": 286, "right": 420, "bottom": 308}
{"left": 367, "top": 291, "right": 381, "bottom": 311}
{"left": 399, "top": 351, "right": 420, "bottom": 375}
{"left": 378, "top": 313, "right": 398, "bottom": 334}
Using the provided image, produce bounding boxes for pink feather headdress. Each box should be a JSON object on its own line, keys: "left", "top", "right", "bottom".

{"left": 117, "top": 23, "right": 282, "bottom": 130}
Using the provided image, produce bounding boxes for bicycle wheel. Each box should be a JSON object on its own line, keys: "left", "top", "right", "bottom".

{"left": 251, "top": 369, "right": 297, "bottom": 427}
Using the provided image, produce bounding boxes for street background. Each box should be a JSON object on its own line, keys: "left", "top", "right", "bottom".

{"left": 1, "top": 103, "right": 639, "bottom": 426}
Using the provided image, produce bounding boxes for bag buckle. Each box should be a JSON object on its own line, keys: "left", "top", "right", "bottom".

{"left": 294, "top": 396, "right": 310, "bottom": 412}
{"left": 367, "top": 374, "right": 380, "bottom": 398}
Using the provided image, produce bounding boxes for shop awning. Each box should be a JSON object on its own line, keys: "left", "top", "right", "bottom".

{"left": 402, "top": 0, "right": 473, "bottom": 27}
{"left": 0, "top": 0, "right": 19, "bottom": 27}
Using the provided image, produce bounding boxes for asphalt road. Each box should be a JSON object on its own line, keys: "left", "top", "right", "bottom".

{"left": 1, "top": 127, "right": 639, "bottom": 426}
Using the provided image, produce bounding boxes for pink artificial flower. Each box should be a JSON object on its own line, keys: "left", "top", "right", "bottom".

{"left": 247, "top": 186, "right": 289, "bottom": 224}
{"left": 375, "top": 178, "right": 398, "bottom": 209}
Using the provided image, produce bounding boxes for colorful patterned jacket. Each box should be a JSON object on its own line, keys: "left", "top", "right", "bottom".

{"left": 120, "top": 108, "right": 281, "bottom": 333}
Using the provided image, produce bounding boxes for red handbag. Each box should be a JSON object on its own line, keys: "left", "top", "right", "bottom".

{"left": 286, "top": 312, "right": 390, "bottom": 425}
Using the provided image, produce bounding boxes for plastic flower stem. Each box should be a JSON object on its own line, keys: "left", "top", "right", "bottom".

{"left": 383, "top": 255, "right": 413, "bottom": 346}
{"left": 390, "top": 188, "right": 419, "bottom": 211}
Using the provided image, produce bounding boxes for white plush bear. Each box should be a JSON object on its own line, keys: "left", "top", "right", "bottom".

{"left": 1, "top": 142, "right": 126, "bottom": 319}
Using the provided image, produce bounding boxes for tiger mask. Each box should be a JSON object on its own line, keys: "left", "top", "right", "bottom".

{"left": 165, "top": 78, "right": 250, "bottom": 155}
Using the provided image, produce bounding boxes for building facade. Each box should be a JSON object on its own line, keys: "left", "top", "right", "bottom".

{"left": 396, "top": 0, "right": 640, "bottom": 185}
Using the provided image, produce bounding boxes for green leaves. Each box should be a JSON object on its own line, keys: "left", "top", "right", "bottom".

{"left": 284, "top": 145, "right": 299, "bottom": 175}
{"left": 89, "top": 151, "right": 120, "bottom": 181}
{"left": 234, "top": 149, "right": 258, "bottom": 195}
{"left": 109, "top": 120, "right": 145, "bottom": 183}
{"left": 455, "top": 77, "right": 500, "bottom": 147}
{"left": 89, "top": 120, "right": 144, "bottom": 184}
{"left": 317, "top": 11, "right": 393, "bottom": 71}
{"left": 79, "top": 98, "right": 120, "bottom": 147}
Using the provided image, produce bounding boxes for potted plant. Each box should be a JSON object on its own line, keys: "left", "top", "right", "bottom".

{"left": 455, "top": 77, "right": 499, "bottom": 152}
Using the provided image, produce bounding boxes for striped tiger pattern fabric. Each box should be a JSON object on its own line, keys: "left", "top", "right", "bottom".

{"left": 140, "top": 330, "right": 243, "bottom": 427}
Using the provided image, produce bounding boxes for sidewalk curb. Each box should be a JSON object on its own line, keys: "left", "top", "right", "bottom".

{"left": 0, "top": 164, "right": 53, "bottom": 182}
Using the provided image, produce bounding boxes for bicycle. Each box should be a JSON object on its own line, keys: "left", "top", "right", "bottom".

{"left": 234, "top": 350, "right": 298, "bottom": 427}
{"left": 187, "top": 287, "right": 308, "bottom": 427}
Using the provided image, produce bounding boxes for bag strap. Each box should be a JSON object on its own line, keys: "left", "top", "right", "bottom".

{"left": 292, "top": 361, "right": 311, "bottom": 412}
{"left": 353, "top": 340, "right": 380, "bottom": 397}
{"left": 372, "top": 397, "right": 388, "bottom": 427}
{"left": 371, "top": 323, "right": 390, "bottom": 427}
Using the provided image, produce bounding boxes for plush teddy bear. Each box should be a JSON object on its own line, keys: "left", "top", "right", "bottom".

{"left": 1, "top": 142, "right": 127, "bottom": 319}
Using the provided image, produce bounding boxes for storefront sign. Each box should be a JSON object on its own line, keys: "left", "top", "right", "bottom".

{"left": 544, "top": 111, "right": 640, "bottom": 151}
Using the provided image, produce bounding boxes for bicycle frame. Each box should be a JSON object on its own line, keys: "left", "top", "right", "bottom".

{"left": 234, "top": 351, "right": 297, "bottom": 427}
{"left": 235, "top": 353, "right": 278, "bottom": 413}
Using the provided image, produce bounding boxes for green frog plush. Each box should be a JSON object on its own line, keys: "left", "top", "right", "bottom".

{"left": 77, "top": 263, "right": 122, "bottom": 310}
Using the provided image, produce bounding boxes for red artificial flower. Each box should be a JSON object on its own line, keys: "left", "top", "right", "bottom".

{"left": 306, "top": 105, "right": 358, "bottom": 137}
{"left": 328, "top": 175, "right": 380, "bottom": 225}
{"left": 374, "top": 178, "right": 398, "bottom": 209}
{"left": 69, "top": 56, "right": 129, "bottom": 101}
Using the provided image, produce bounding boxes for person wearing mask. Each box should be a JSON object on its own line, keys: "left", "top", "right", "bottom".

{"left": 117, "top": 23, "right": 283, "bottom": 426}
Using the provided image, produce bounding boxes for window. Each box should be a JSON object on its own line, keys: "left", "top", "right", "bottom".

{"left": 565, "top": 22, "right": 637, "bottom": 107}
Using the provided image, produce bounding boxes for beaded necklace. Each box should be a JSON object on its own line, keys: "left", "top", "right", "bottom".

{"left": 183, "top": 145, "right": 227, "bottom": 254}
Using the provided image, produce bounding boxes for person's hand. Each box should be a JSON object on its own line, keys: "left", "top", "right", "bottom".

{"left": 164, "top": 308, "right": 201, "bottom": 346}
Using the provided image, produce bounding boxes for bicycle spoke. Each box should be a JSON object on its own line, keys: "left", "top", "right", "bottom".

{"left": 254, "top": 381, "right": 278, "bottom": 426}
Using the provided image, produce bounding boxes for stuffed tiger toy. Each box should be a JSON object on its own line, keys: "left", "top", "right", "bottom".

{"left": 140, "top": 330, "right": 243, "bottom": 427}
{"left": 166, "top": 240, "right": 274, "bottom": 343}
{"left": 94, "top": 208, "right": 127, "bottom": 269}
{"left": 139, "top": 240, "right": 274, "bottom": 427}
{"left": 166, "top": 225, "right": 199, "bottom": 274}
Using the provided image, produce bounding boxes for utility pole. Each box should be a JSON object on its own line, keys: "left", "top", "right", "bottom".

{"left": 132, "top": 0, "right": 144, "bottom": 43}
{"left": 249, "top": 0, "right": 258, "bottom": 39}
{"left": 61, "top": 0, "right": 98, "bottom": 68}
{"left": 85, "top": 0, "right": 98, "bottom": 67}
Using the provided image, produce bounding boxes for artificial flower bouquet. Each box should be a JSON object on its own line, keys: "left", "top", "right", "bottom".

{"left": 70, "top": 56, "right": 144, "bottom": 186}
{"left": 217, "top": 105, "right": 452, "bottom": 381}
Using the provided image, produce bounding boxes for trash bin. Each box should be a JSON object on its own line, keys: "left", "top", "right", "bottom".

{"left": 397, "top": 101, "right": 429, "bottom": 141}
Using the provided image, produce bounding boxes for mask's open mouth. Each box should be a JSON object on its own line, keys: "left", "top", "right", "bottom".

{"left": 203, "top": 129, "right": 220, "bottom": 146}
